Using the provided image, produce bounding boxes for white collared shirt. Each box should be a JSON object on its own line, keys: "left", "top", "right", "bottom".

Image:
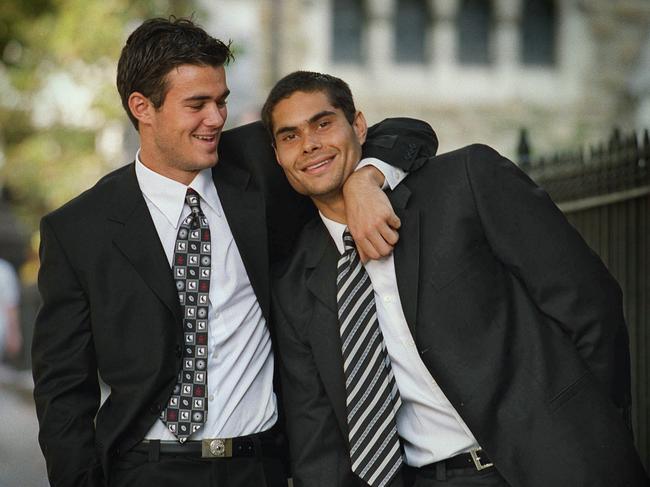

{"left": 136, "top": 153, "right": 277, "bottom": 440}
{"left": 321, "top": 215, "right": 480, "bottom": 467}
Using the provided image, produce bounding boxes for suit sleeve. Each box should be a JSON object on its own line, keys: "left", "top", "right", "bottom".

{"left": 32, "top": 217, "right": 104, "bottom": 487}
{"left": 362, "top": 117, "right": 439, "bottom": 171}
{"left": 465, "top": 144, "right": 631, "bottom": 411}
{"left": 272, "top": 292, "right": 360, "bottom": 487}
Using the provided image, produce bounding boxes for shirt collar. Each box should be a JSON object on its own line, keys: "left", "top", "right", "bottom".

{"left": 135, "top": 149, "right": 223, "bottom": 228}
{"left": 320, "top": 212, "right": 347, "bottom": 255}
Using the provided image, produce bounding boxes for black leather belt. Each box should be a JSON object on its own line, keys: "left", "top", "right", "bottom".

{"left": 421, "top": 449, "right": 493, "bottom": 472}
{"left": 131, "top": 426, "right": 283, "bottom": 460}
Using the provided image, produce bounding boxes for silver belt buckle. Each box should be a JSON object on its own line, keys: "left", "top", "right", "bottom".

{"left": 201, "top": 438, "right": 233, "bottom": 458}
{"left": 469, "top": 448, "right": 493, "bottom": 471}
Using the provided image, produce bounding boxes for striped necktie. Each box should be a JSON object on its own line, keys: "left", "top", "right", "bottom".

{"left": 337, "top": 229, "right": 403, "bottom": 487}
{"left": 161, "top": 188, "right": 211, "bottom": 442}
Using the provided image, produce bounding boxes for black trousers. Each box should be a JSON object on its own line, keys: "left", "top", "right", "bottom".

{"left": 110, "top": 429, "right": 288, "bottom": 487}
{"left": 109, "top": 453, "right": 287, "bottom": 487}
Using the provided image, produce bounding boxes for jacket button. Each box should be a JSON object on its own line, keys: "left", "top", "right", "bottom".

{"left": 175, "top": 345, "right": 182, "bottom": 358}
{"left": 149, "top": 403, "right": 162, "bottom": 414}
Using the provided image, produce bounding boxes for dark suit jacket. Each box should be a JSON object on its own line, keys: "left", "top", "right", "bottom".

{"left": 31, "top": 119, "right": 437, "bottom": 487}
{"left": 273, "top": 144, "right": 648, "bottom": 487}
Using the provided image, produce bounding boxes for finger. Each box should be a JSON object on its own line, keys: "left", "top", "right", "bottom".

{"left": 365, "top": 232, "right": 394, "bottom": 258}
{"left": 378, "top": 224, "right": 400, "bottom": 246}
{"left": 358, "top": 238, "right": 382, "bottom": 261}
{"left": 357, "top": 244, "right": 372, "bottom": 264}
{"left": 387, "top": 213, "right": 401, "bottom": 229}
{"left": 358, "top": 246, "right": 369, "bottom": 264}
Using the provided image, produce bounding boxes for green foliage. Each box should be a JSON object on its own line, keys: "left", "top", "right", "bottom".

{"left": 0, "top": 0, "right": 201, "bottom": 232}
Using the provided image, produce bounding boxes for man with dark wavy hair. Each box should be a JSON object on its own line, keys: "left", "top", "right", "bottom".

{"left": 31, "top": 18, "right": 436, "bottom": 487}
{"left": 265, "top": 71, "right": 648, "bottom": 487}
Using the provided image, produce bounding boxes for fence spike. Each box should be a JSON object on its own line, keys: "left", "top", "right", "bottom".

{"left": 517, "top": 127, "right": 531, "bottom": 169}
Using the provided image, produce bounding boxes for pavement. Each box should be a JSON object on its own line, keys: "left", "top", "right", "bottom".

{"left": 0, "top": 364, "right": 49, "bottom": 487}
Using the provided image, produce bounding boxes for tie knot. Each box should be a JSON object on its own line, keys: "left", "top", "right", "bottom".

{"left": 185, "top": 188, "right": 202, "bottom": 211}
{"left": 342, "top": 229, "right": 356, "bottom": 253}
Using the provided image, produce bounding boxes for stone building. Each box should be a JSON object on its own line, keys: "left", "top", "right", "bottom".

{"left": 204, "top": 0, "right": 650, "bottom": 158}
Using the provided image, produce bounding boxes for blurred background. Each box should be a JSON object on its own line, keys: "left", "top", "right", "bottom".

{"left": 0, "top": 0, "right": 649, "bottom": 484}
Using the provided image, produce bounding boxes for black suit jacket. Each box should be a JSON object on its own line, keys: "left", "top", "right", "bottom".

{"left": 31, "top": 119, "right": 437, "bottom": 487}
{"left": 273, "top": 144, "right": 648, "bottom": 486}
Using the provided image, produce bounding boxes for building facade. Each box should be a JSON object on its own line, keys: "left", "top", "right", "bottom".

{"left": 206, "top": 0, "right": 650, "bottom": 158}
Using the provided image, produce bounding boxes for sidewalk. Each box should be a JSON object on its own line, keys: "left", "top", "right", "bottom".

{"left": 0, "top": 364, "right": 49, "bottom": 487}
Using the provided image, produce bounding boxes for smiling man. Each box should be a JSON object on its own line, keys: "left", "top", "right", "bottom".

{"left": 31, "top": 18, "right": 438, "bottom": 487}
{"left": 264, "top": 71, "right": 648, "bottom": 487}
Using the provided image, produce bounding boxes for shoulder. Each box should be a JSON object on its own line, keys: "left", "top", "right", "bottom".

{"left": 218, "top": 121, "right": 274, "bottom": 173}
{"left": 408, "top": 143, "right": 514, "bottom": 182}
{"left": 435, "top": 143, "right": 503, "bottom": 164}
{"left": 42, "top": 163, "right": 134, "bottom": 228}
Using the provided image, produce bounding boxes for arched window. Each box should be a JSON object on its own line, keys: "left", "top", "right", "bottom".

{"left": 332, "top": 0, "right": 365, "bottom": 63}
{"left": 457, "top": 0, "right": 492, "bottom": 65}
{"left": 521, "top": 0, "right": 556, "bottom": 66}
{"left": 395, "top": 0, "right": 430, "bottom": 63}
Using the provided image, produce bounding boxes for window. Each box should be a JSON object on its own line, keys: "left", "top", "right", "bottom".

{"left": 395, "top": 0, "right": 429, "bottom": 63}
{"left": 332, "top": 0, "right": 365, "bottom": 63}
{"left": 521, "top": 0, "right": 556, "bottom": 66}
{"left": 457, "top": 0, "right": 493, "bottom": 65}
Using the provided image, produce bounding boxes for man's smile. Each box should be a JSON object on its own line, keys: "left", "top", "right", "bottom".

{"left": 302, "top": 155, "right": 335, "bottom": 174}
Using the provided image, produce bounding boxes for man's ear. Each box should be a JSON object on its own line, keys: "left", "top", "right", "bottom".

{"left": 128, "top": 92, "right": 154, "bottom": 128}
{"left": 353, "top": 111, "right": 368, "bottom": 145}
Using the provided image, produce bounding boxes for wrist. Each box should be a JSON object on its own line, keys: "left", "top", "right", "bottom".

{"left": 346, "top": 165, "right": 385, "bottom": 191}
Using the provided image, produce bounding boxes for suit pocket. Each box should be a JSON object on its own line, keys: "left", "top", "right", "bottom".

{"left": 547, "top": 372, "right": 589, "bottom": 413}
{"left": 429, "top": 243, "right": 493, "bottom": 291}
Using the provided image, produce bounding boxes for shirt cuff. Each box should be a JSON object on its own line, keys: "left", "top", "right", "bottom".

{"left": 356, "top": 157, "right": 407, "bottom": 190}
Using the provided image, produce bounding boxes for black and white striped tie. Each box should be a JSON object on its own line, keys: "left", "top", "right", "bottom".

{"left": 337, "top": 229, "right": 403, "bottom": 487}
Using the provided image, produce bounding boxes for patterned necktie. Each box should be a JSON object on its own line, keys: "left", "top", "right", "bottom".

{"left": 162, "top": 188, "right": 211, "bottom": 442}
{"left": 337, "top": 229, "right": 403, "bottom": 487}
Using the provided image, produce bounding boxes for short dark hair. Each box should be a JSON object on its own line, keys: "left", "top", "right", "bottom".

{"left": 261, "top": 71, "right": 357, "bottom": 142}
{"left": 117, "top": 16, "right": 233, "bottom": 129}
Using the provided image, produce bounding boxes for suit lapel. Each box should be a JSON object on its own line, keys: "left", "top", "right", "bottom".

{"left": 109, "top": 164, "right": 181, "bottom": 323}
{"left": 390, "top": 184, "right": 420, "bottom": 335}
{"left": 212, "top": 160, "right": 270, "bottom": 319}
{"left": 304, "top": 224, "right": 349, "bottom": 435}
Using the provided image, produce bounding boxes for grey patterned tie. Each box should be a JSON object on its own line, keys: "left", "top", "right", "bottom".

{"left": 337, "top": 229, "right": 403, "bottom": 487}
{"left": 161, "top": 188, "right": 210, "bottom": 442}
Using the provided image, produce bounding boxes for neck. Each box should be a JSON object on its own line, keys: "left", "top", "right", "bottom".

{"left": 139, "top": 144, "right": 198, "bottom": 186}
{"left": 313, "top": 194, "right": 347, "bottom": 224}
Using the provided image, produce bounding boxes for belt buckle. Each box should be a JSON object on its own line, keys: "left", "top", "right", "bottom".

{"left": 201, "top": 438, "right": 233, "bottom": 458}
{"left": 469, "top": 449, "right": 493, "bottom": 471}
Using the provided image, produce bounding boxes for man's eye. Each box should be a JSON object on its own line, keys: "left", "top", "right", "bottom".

{"left": 217, "top": 100, "right": 228, "bottom": 108}
{"left": 318, "top": 120, "right": 330, "bottom": 128}
{"left": 282, "top": 133, "right": 296, "bottom": 141}
{"left": 189, "top": 105, "right": 203, "bottom": 110}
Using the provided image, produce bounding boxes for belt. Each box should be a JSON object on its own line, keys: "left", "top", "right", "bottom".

{"left": 131, "top": 427, "right": 283, "bottom": 460}
{"left": 421, "top": 449, "right": 494, "bottom": 472}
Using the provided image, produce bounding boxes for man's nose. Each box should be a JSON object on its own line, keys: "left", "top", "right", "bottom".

{"left": 302, "top": 133, "right": 321, "bottom": 153}
{"left": 204, "top": 104, "right": 226, "bottom": 128}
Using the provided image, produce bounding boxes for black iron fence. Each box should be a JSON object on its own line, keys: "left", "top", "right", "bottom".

{"left": 519, "top": 127, "right": 650, "bottom": 470}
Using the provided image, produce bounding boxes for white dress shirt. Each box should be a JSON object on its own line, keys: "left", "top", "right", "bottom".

{"left": 322, "top": 215, "right": 480, "bottom": 467}
{"left": 136, "top": 156, "right": 277, "bottom": 440}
